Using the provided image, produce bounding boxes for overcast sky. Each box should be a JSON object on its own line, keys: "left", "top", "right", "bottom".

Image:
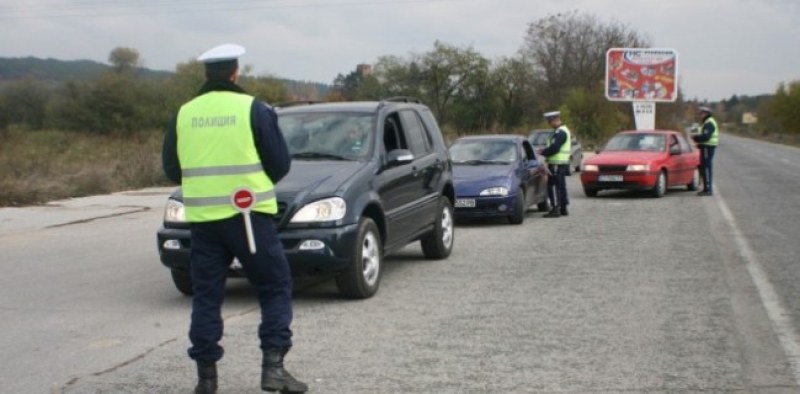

{"left": 1, "top": 0, "right": 798, "bottom": 101}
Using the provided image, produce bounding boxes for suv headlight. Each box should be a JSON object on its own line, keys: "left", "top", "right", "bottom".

{"left": 164, "top": 198, "right": 186, "bottom": 223}
{"left": 480, "top": 187, "right": 509, "bottom": 197}
{"left": 290, "top": 197, "right": 347, "bottom": 223}
{"left": 583, "top": 164, "right": 599, "bottom": 172}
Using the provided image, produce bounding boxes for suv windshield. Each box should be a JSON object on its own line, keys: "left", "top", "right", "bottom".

{"left": 279, "top": 112, "right": 374, "bottom": 159}
{"left": 449, "top": 140, "right": 517, "bottom": 164}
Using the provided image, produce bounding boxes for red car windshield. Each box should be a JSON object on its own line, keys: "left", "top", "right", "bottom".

{"left": 605, "top": 133, "right": 666, "bottom": 152}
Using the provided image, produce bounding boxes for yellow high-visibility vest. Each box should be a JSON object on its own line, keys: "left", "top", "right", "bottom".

{"left": 701, "top": 117, "right": 719, "bottom": 146}
{"left": 546, "top": 125, "right": 571, "bottom": 165}
{"left": 177, "top": 91, "right": 277, "bottom": 222}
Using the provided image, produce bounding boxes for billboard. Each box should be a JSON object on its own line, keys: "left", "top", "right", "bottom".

{"left": 606, "top": 48, "right": 678, "bottom": 102}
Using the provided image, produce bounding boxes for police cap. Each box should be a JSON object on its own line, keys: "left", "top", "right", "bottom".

{"left": 198, "top": 43, "right": 246, "bottom": 64}
{"left": 698, "top": 106, "right": 713, "bottom": 114}
{"left": 543, "top": 111, "right": 561, "bottom": 120}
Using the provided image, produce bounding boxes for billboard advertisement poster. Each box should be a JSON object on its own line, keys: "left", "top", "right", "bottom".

{"left": 606, "top": 48, "right": 678, "bottom": 102}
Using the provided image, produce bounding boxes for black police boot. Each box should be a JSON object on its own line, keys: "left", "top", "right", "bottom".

{"left": 543, "top": 206, "right": 561, "bottom": 218}
{"left": 195, "top": 361, "right": 218, "bottom": 394}
{"left": 560, "top": 206, "right": 569, "bottom": 216}
{"left": 261, "top": 348, "right": 308, "bottom": 393}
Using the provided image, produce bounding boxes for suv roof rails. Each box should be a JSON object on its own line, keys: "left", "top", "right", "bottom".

{"left": 273, "top": 100, "right": 324, "bottom": 109}
{"left": 381, "top": 96, "right": 422, "bottom": 104}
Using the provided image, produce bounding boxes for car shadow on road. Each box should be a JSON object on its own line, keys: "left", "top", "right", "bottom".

{"left": 454, "top": 211, "right": 546, "bottom": 227}
{"left": 289, "top": 252, "right": 435, "bottom": 302}
{"left": 583, "top": 188, "right": 697, "bottom": 199}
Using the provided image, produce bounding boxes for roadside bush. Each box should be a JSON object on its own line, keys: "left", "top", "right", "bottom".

{"left": 0, "top": 128, "right": 169, "bottom": 206}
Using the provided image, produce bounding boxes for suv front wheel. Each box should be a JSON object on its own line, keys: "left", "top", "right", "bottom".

{"left": 336, "top": 218, "right": 383, "bottom": 299}
{"left": 171, "top": 269, "right": 193, "bottom": 295}
{"left": 421, "top": 197, "right": 454, "bottom": 259}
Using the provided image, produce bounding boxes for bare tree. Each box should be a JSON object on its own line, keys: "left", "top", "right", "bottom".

{"left": 521, "top": 11, "right": 650, "bottom": 108}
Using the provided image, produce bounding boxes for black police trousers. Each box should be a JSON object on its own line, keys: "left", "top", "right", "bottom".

{"left": 699, "top": 145, "right": 716, "bottom": 193}
{"left": 187, "top": 212, "right": 293, "bottom": 363}
{"left": 547, "top": 164, "right": 569, "bottom": 208}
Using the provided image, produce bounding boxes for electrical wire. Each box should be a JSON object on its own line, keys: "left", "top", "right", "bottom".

{"left": 0, "top": 0, "right": 461, "bottom": 20}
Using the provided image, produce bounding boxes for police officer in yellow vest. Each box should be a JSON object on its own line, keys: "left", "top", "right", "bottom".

{"left": 691, "top": 106, "right": 719, "bottom": 196}
{"left": 539, "top": 111, "right": 571, "bottom": 217}
{"left": 162, "top": 44, "right": 307, "bottom": 394}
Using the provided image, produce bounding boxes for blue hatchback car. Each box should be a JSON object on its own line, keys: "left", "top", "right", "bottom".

{"left": 449, "top": 135, "right": 549, "bottom": 224}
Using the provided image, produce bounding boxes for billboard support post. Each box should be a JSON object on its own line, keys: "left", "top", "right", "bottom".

{"left": 633, "top": 101, "right": 656, "bottom": 130}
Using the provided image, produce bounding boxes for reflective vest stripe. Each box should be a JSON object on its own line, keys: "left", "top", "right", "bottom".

{"left": 182, "top": 163, "right": 264, "bottom": 177}
{"left": 184, "top": 190, "right": 276, "bottom": 207}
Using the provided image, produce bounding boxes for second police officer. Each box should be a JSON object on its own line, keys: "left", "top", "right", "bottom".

{"left": 539, "top": 110, "right": 571, "bottom": 218}
{"left": 691, "top": 106, "right": 719, "bottom": 196}
{"left": 162, "top": 43, "right": 308, "bottom": 394}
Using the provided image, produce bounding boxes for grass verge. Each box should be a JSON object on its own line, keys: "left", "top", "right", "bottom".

{"left": 0, "top": 128, "right": 172, "bottom": 207}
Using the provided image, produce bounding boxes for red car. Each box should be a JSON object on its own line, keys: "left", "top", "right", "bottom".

{"left": 580, "top": 130, "right": 700, "bottom": 197}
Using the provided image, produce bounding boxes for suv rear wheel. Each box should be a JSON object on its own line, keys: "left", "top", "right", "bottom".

{"left": 336, "top": 218, "right": 382, "bottom": 299}
{"left": 421, "top": 197, "right": 454, "bottom": 259}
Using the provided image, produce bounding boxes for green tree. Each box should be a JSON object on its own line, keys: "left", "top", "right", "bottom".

{"left": 418, "top": 41, "right": 489, "bottom": 125}
{"left": 48, "top": 68, "right": 166, "bottom": 133}
{"left": 562, "top": 83, "right": 629, "bottom": 145}
{"left": 331, "top": 64, "right": 382, "bottom": 101}
{"left": 162, "top": 59, "right": 205, "bottom": 113}
{"left": 491, "top": 56, "right": 538, "bottom": 130}
{"left": 373, "top": 55, "right": 424, "bottom": 99}
{"left": 768, "top": 81, "right": 800, "bottom": 134}
{"left": 108, "top": 47, "right": 141, "bottom": 73}
{"left": 240, "top": 75, "right": 291, "bottom": 104}
{"left": 448, "top": 59, "right": 498, "bottom": 132}
{"left": 47, "top": 80, "right": 92, "bottom": 131}
{"left": 0, "top": 76, "right": 51, "bottom": 130}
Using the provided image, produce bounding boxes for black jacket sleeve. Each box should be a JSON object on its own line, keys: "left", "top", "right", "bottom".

{"left": 161, "top": 115, "right": 181, "bottom": 184}
{"left": 251, "top": 100, "right": 291, "bottom": 183}
{"left": 540, "top": 129, "right": 567, "bottom": 158}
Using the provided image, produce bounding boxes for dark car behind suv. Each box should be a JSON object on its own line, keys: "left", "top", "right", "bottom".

{"left": 157, "top": 98, "right": 455, "bottom": 299}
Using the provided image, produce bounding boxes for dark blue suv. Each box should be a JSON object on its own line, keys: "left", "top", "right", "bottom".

{"left": 157, "top": 98, "right": 455, "bottom": 299}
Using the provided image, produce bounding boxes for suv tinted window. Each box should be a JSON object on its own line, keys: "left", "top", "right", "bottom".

{"left": 383, "top": 112, "right": 409, "bottom": 152}
{"left": 400, "top": 110, "right": 432, "bottom": 156}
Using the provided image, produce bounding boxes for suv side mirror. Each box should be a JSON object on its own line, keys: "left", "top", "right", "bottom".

{"left": 386, "top": 149, "right": 414, "bottom": 166}
{"left": 669, "top": 145, "right": 681, "bottom": 155}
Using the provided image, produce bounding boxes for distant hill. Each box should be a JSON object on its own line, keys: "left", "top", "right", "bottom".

{"left": 0, "top": 57, "right": 170, "bottom": 85}
{"left": 0, "top": 56, "right": 329, "bottom": 98}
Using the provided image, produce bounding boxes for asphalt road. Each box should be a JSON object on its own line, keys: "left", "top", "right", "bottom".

{"left": 0, "top": 134, "right": 798, "bottom": 394}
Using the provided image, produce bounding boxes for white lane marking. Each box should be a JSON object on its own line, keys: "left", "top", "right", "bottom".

{"left": 716, "top": 190, "right": 800, "bottom": 383}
